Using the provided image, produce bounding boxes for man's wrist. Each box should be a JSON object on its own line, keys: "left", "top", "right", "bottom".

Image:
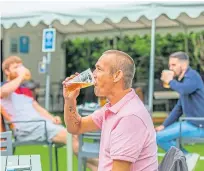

{"left": 64, "top": 98, "right": 76, "bottom": 106}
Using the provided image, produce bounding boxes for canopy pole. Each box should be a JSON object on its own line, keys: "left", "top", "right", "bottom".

{"left": 113, "top": 37, "right": 117, "bottom": 49}
{"left": 148, "top": 19, "right": 156, "bottom": 114}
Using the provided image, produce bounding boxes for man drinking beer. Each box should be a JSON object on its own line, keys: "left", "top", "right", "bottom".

{"left": 63, "top": 50, "right": 158, "bottom": 171}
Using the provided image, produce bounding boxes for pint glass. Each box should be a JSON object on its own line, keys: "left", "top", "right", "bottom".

{"left": 65, "top": 68, "right": 95, "bottom": 93}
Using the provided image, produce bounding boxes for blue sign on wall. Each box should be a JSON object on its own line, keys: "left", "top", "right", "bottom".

{"left": 20, "top": 36, "right": 29, "bottom": 53}
{"left": 42, "top": 28, "right": 56, "bottom": 52}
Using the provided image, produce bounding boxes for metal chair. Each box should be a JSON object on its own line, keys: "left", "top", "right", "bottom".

{"left": 78, "top": 131, "right": 100, "bottom": 171}
{"left": 78, "top": 107, "right": 100, "bottom": 171}
{"left": 1, "top": 106, "right": 62, "bottom": 171}
{"left": 0, "top": 131, "right": 13, "bottom": 156}
{"left": 177, "top": 117, "right": 204, "bottom": 148}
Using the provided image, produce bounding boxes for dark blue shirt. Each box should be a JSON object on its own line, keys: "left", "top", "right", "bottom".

{"left": 163, "top": 67, "right": 204, "bottom": 128}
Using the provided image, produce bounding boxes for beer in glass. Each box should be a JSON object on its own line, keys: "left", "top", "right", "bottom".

{"left": 65, "top": 68, "right": 95, "bottom": 93}
{"left": 162, "top": 70, "right": 172, "bottom": 89}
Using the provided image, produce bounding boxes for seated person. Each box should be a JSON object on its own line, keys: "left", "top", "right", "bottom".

{"left": 156, "top": 52, "right": 204, "bottom": 166}
{"left": 0, "top": 56, "right": 98, "bottom": 171}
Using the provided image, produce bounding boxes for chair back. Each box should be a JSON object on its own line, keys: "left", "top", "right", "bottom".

{"left": 78, "top": 107, "right": 101, "bottom": 136}
{"left": 78, "top": 107, "right": 101, "bottom": 156}
{"left": 78, "top": 104, "right": 99, "bottom": 116}
{"left": 0, "top": 131, "right": 13, "bottom": 156}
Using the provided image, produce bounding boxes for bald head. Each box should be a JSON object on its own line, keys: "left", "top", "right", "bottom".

{"left": 102, "top": 50, "right": 135, "bottom": 89}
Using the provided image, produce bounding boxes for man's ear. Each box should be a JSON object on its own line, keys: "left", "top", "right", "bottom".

{"left": 181, "top": 61, "right": 188, "bottom": 72}
{"left": 113, "top": 70, "right": 123, "bottom": 83}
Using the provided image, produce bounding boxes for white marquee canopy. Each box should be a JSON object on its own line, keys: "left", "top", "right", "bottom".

{"left": 1, "top": 2, "right": 204, "bottom": 34}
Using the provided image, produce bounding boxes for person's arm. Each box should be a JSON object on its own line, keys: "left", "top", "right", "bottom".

{"left": 0, "top": 65, "right": 28, "bottom": 98}
{"left": 63, "top": 74, "right": 100, "bottom": 135}
{"left": 64, "top": 96, "right": 99, "bottom": 135}
{"left": 0, "top": 76, "right": 24, "bottom": 98}
{"left": 32, "top": 100, "right": 55, "bottom": 122}
{"left": 163, "top": 99, "right": 183, "bottom": 127}
{"left": 112, "top": 160, "right": 131, "bottom": 171}
{"left": 169, "top": 76, "right": 198, "bottom": 95}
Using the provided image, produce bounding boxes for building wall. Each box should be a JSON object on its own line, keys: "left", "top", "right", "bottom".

{"left": 2, "top": 24, "right": 65, "bottom": 86}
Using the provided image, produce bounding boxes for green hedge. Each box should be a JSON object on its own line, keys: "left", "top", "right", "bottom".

{"left": 62, "top": 31, "right": 204, "bottom": 82}
{"left": 62, "top": 31, "right": 204, "bottom": 104}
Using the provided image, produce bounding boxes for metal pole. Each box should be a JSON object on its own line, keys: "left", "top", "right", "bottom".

{"left": 45, "top": 52, "right": 51, "bottom": 111}
{"left": 148, "top": 19, "right": 156, "bottom": 114}
{"left": 45, "top": 24, "right": 52, "bottom": 111}
{"left": 113, "top": 36, "right": 117, "bottom": 49}
{"left": 67, "top": 133, "right": 73, "bottom": 171}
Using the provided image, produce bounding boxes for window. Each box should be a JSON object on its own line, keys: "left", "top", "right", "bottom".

{"left": 10, "top": 38, "right": 18, "bottom": 53}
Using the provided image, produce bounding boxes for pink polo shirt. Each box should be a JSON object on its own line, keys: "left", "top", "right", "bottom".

{"left": 91, "top": 89, "right": 158, "bottom": 171}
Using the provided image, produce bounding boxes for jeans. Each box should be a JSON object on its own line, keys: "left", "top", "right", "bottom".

{"left": 157, "top": 121, "right": 204, "bottom": 154}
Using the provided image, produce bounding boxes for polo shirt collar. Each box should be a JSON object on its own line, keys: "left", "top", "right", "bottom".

{"left": 105, "top": 88, "right": 136, "bottom": 114}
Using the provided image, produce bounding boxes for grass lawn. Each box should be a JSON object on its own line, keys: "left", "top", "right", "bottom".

{"left": 15, "top": 144, "right": 204, "bottom": 171}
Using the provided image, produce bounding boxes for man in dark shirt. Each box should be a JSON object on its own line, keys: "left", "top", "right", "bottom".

{"left": 155, "top": 52, "right": 204, "bottom": 167}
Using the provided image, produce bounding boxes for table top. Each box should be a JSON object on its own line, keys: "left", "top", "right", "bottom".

{"left": 154, "top": 91, "right": 179, "bottom": 100}
{"left": 1, "top": 155, "right": 42, "bottom": 171}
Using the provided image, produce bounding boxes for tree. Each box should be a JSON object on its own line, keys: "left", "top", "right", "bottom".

{"left": 190, "top": 31, "right": 204, "bottom": 73}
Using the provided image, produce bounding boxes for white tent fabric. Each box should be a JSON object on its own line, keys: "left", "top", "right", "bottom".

{"left": 1, "top": 2, "right": 204, "bottom": 33}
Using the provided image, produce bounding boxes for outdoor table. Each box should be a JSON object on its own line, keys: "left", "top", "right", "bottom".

{"left": 153, "top": 91, "right": 179, "bottom": 113}
{"left": 154, "top": 91, "right": 179, "bottom": 100}
{"left": 1, "top": 155, "right": 42, "bottom": 171}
